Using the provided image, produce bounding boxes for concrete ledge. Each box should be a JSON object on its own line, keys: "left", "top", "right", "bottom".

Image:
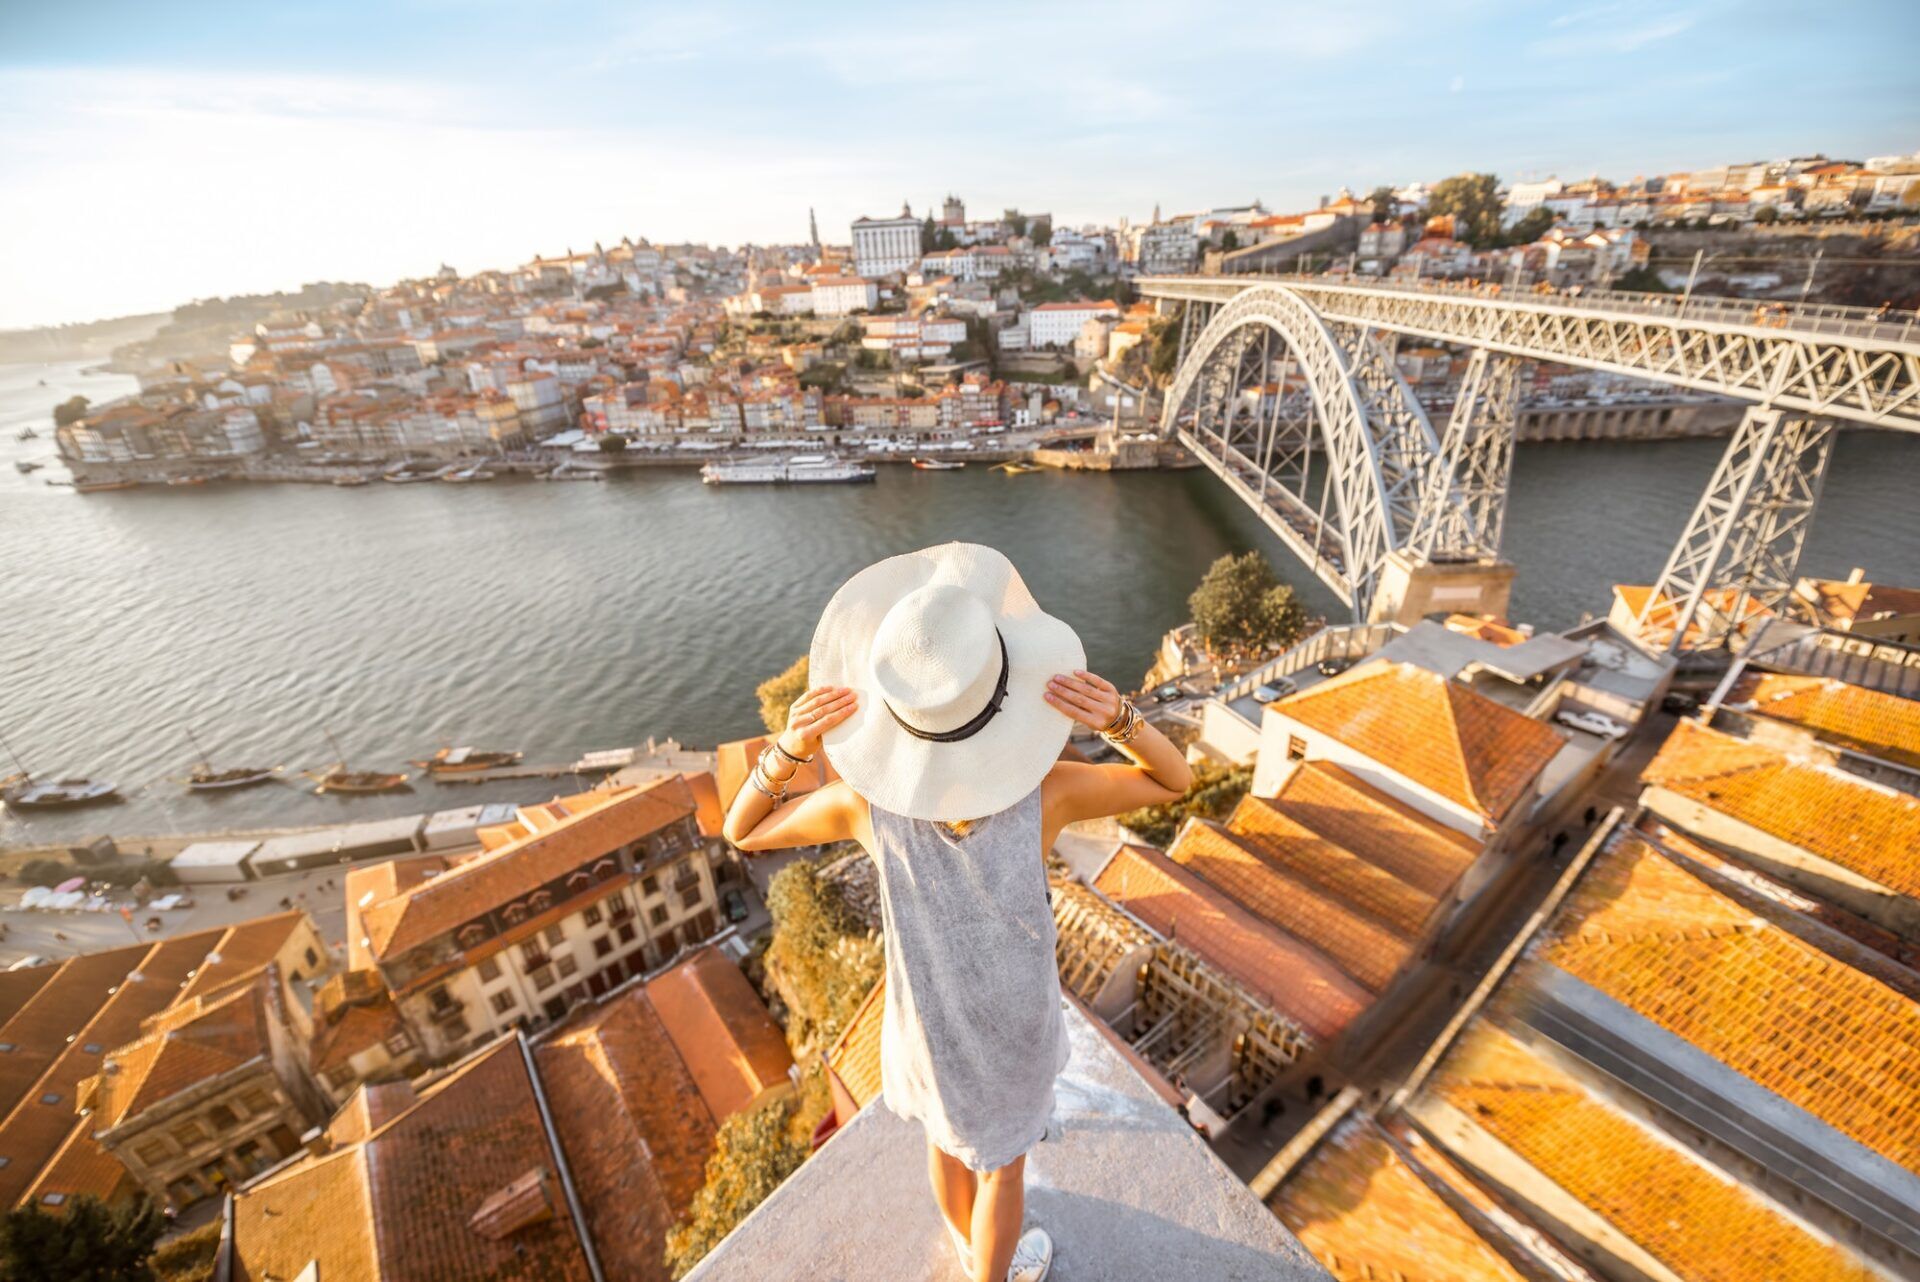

{"left": 686, "top": 1003, "right": 1328, "bottom": 1280}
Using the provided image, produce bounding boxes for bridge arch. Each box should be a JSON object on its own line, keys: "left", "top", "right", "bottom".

{"left": 1160, "top": 284, "right": 1448, "bottom": 615}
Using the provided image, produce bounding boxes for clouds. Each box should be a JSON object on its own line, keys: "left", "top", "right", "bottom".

{"left": 1, "top": 0, "right": 1915, "bottom": 327}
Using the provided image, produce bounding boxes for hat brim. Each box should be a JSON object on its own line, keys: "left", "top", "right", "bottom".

{"left": 810, "top": 543, "right": 1085, "bottom": 822}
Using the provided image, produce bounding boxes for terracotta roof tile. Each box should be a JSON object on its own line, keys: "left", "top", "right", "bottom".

{"left": 363, "top": 776, "right": 695, "bottom": 960}
{"left": 1430, "top": 1021, "right": 1878, "bottom": 1281}
{"left": 644, "top": 947, "right": 793, "bottom": 1121}
{"left": 177, "top": 911, "right": 309, "bottom": 1003}
{"left": 1726, "top": 671, "right": 1920, "bottom": 771}
{"left": 310, "top": 990, "right": 409, "bottom": 1073}
{"left": 1093, "top": 844, "right": 1369, "bottom": 1041}
{"left": 0, "top": 967, "right": 55, "bottom": 1029}
{"left": 1536, "top": 833, "right": 1920, "bottom": 1174}
{"left": 1271, "top": 1115, "right": 1525, "bottom": 1282}
{"left": 825, "top": 978, "right": 886, "bottom": 1113}
{"left": 1270, "top": 662, "right": 1564, "bottom": 823}
{"left": 1166, "top": 823, "right": 1411, "bottom": 991}
{"left": 684, "top": 770, "right": 725, "bottom": 838}
{"left": 1642, "top": 719, "right": 1920, "bottom": 898}
{"left": 537, "top": 988, "right": 721, "bottom": 1282}
{"left": 1798, "top": 578, "right": 1920, "bottom": 630}
{"left": 84, "top": 978, "right": 271, "bottom": 1128}
{"left": 235, "top": 1039, "right": 594, "bottom": 1282}
{"left": 21, "top": 1121, "right": 134, "bottom": 1207}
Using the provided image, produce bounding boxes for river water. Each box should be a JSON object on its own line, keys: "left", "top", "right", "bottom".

{"left": 3, "top": 358, "right": 1917, "bottom": 844}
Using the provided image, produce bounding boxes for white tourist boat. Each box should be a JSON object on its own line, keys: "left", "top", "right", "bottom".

{"left": 701, "top": 454, "right": 877, "bottom": 485}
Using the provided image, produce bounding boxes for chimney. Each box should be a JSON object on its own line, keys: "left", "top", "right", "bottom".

{"left": 1847, "top": 567, "right": 1866, "bottom": 584}
{"left": 301, "top": 1126, "right": 333, "bottom": 1158}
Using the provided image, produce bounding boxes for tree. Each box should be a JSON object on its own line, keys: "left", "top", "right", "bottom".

{"left": 920, "top": 215, "right": 938, "bottom": 254}
{"left": 1613, "top": 266, "right": 1671, "bottom": 294}
{"left": 0, "top": 1194, "right": 166, "bottom": 1282}
{"left": 1188, "top": 551, "right": 1312, "bottom": 659}
{"left": 1501, "top": 206, "right": 1556, "bottom": 247}
{"left": 597, "top": 432, "right": 630, "bottom": 453}
{"left": 763, "top": 857, "right": 883, "bottom": 1052}
{"left": 1754, "top": 205, "right": 1780, "bottom": 225}
{"left": 1031, "top": 222, "right": 1053, "bottom": 247}
{"left": 52, "top": 395, "right": 89, "bottom": 427}
{"left": 1147, "top": 314, "right": 1183, "bottom": 384}
{"left": 1118, "top": 760, "right": 1254, "bottom": 846}
{"left": 1220, "top": 231, "right": 1240, "bottom": 252}
{"left": 1366, "top": 186, "right": 1397, "bottom": 224}
{"left": 1427, "top": 173, "right": 1505, "bottom": 248}
{"left": 664, "top": 1086, "right": 813, "bottom": 1277}
{"left": 755, "top": 654, "right": 809, "bottom": 736}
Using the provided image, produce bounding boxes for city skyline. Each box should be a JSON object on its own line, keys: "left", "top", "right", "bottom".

{"left": 3, "top": 0, "right": 1917, "bottom": 328}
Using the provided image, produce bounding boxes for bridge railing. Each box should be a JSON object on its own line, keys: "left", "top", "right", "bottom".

{"left": 1155, "top": 272, "right": 1920, "bottom": 347}
{"left": 1217, "top": 622, "right": 1405, "bottom": 703}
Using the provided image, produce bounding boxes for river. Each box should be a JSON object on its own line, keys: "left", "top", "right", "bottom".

{"left": 3, "top": 358, "right": 1917, "bottom": 844}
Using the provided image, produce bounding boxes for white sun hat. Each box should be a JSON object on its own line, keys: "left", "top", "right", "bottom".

{"left": 810, "top": 542, "right": 1085, "bottom": 822}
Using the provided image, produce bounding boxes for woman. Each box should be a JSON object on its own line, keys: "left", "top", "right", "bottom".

{"left": 723, "top": 543, "right": 1193, "bottom": 1282}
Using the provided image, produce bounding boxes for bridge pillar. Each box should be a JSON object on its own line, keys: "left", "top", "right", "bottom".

{"left": 1631, "top": 406, "right": 1836, "bottom": 653}
{"left": 1367, "top": 550, "right": 1516, "bottom": 626}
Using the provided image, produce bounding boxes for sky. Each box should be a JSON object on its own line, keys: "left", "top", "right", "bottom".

{"left": 2, "top": 0, "right": 1916, "bottom": 328}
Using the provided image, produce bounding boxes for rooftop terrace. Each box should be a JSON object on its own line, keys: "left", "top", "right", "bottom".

{"left": 685, "top": 1001, "right": 1329, "bottom": 1281}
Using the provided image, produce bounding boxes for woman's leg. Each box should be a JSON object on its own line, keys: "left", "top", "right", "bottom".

{"left": 970, "top": 1154, "right": 1025, "bottom": 1282}
{"left": 927, "top": 1142, "right": 977, "bottom": 1257}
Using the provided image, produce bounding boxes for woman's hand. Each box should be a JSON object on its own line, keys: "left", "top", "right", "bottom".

{"left": 1044, "top": 670, "right": 1123, "bottom": 732}
{"left": 778, "top": 686, "right": 858, "bottom": 761}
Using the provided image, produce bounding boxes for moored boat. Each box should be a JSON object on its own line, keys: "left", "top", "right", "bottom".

{"left": 441, "top": 465, "right": 496, "bottom": 483}
{"left": 16, "top": 428, "right": 38, "bottom": 441}
{"left": 701, "top": 454, "right": 876, "bottom": 485}
{"left": 911, "top": 457, "right": 966, "bottom": 470}
{"left": 412, "top": 746, "right": 523, "bottom": 776}
{"left": 14, "top": 461, "right": 42, "bottom": 474}
{"left": 382, "top": 461, "right": 441, "bottom": 483}
{"left": 166, "top": 475, "right": 209, "bottom": 487}
{"left": 182, "top": 729, "right": 278, "bottom": 791}
{"left": 73, "top": 479, "right": 140, "bottom": 493}
{"left": 992, "top": 461, "right": 1041, "bottom": 474}
{"left": 1, "top": 774, "right": 119, "bottom": 809}
{"left": 307, "top": 728, "right": 410, "bottom": 795}
{"left": 332, "top": 474, "right": 371, "bottom": 487}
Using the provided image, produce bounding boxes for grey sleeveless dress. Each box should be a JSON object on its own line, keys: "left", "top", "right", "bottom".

{"left": 867, "top": 786, "right": 1071, "bottom": 1172}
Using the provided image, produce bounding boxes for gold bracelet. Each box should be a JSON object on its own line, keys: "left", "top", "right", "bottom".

{"left": 756, "top": 744, "right": 798, "bottom": 787}
{"left": 748, "top": 761, "right": 788, "bottom": 803}
{"left": 1102, "top": 699, "right": 1144, "bottom": 745}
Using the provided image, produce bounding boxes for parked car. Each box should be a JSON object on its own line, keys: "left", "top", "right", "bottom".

{"left": 1253, "top": 677, "right": 1299, "bottom": 704}
{"left": 1316, "top": 656, "right": 1356, "bottom": 678}
{"left": 6, "top": 956, "right": 49, "bottom": 972}
{"left": 1661, "top": 691, "right": 1700, "bottom": 716}
{"left": 1556, "top": 709, "right": 1628, "bottom": 740}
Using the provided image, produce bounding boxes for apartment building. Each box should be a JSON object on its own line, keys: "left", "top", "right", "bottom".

{"left": 851, "top": 210, "right": 922, "bottom": 277}
{"left": 352, "top": 774, "right": 728, "bottom": 1063}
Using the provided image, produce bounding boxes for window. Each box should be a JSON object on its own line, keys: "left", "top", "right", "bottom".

{"left": 545, "top": 924, "right": 565, "bottom": 947}
{"left": 593, "top": 937, "right": 612, "bottom": 959}
{"left": 40, "top": 1194, "right": 64, "bottom": 1207}
{"left": 386, "top": 1032, "right": 411, "bottom": 1055}
{"left": 38, "top": 1093, "right": 60, "bottom": 1107}
{"left": 305, "top": 947, "right": 319, "bottom": 968}
{"left": 650, "top": 905, "right": 669, "bottom": 927}
{"left": 208, "top": 1104, "right": 237, "bottom": 1129}
{"left": 681, "top": 888, "right": 703, "bottom": 910}
{"left": 1286, "top": 735, "right": 1308, "bottom": 762}
{"left": 617, "top": 922, "right": 637, "bottom": 945}
{"left": 428, "top": 986, "right": 457, "bottom": 1012}
{"left": 324, "top": 1065, "right": 354, "bottom": 1090}
{"left": 81, "top": 1043, "right": 101, "bottom": 1055}
{"left": 135, "top": 1141, "right": 169, "bottom": 1166}
{"left": 641, "top": 873, "right": 659, "bottom": 897}
{"left": 556, "top": 955, "right": 579, "bottom": 979}
{"left": 172, "top": 1121, "right": 207, "bottom": 1146}
{"left": 520, "top": 943, "right": 546, "bottom": 968}
{"left": 240, "top": 1088, "right": 274, "bottom": 1114}
{"left": 477, "top": 956, "right": 502, "bottom": 982}
{"left": 490, "top": 991, "right": 517, "bottom": 1016}
{"left": 583, "top": 905, "right": 603, "bottom": 927}
{"left": 533, "top": 967, "right": 556, "bottom": 992}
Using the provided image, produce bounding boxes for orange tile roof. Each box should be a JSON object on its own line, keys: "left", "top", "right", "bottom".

{"left": 1641, "top": 719, "right": 1920, "bottom": 898}
{"left": 0, "top": 968, "right": 55, "bottom": 1029}
{"left": 537, "top": 988, "right": 720, "bottom": 1282}
{"left": 177, "top": 911, "right": 309, "bottom": 1003}
{"left": 1269, "top": 662, "right": 1564, "bottom": 823}
{"left": 1797, "top": 578, "right": 1920, "bottom": 630}
{"left": 21, "top": 1118, "right": 135, "bottom": 1207}
{"left": 362, "top": 776, "right": 695, "bottom": 960}
{"left": 83, "top": 978, "right": 271, "bottom": 1129}
{"left": 310, "top": 990, "right": 410, "bottom": 1073}
{"left": 1536, "top": 833, "right": 1920, "bottom": 1175}
{"left": 715, "top": 736, "right": 838, "bottom": 810}
{"left": 1430, "top": 1021, "right": 1878, "bottom": 1281}
{"left": 1093, "top": 844, "right": 1369, "bottom": 1041}
{"left": 684, "top": 770, "right": 725, "bottom": 838}
{"left": 0, "top": 945, "right": 149, "bottom": 1121}
{"left": 233, "top": 1039, "right": 593, "bottom": 1282}
{"left": 1613, "top": 584, "right": 1775, "bottom": 645}
{"left": 825, "top": 977, "right": 886, "bottom": 1113}
{"left": 645, "top": 946, "right": 792, "bottom": 1120}
{"left": 1271, "top": 1115, "right": 1525, "bottom": 1282}
{"left": 1725, "top": 671, "right": 1920, "bottom": 770}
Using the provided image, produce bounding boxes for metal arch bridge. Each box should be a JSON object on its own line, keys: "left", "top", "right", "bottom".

{"left": 1139, "top": 273, "right": 1920, "bottom": 648}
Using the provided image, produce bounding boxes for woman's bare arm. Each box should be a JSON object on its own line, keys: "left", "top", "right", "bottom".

{"left": 722, "top": 686, "right": 866, "bottom": 851}
{"left": 1041, "top": 670, "right": 1193, "bottom": 838}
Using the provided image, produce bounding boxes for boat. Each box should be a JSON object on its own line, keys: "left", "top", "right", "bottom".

{"left": 332, "top": 474, "right": 371, "bottom": 487}
{"left": 701, "top": 454, "right": 877, "bottom": 485}
{"left": 992, "top": 461, "right": 1041, "bottom": 475}
{"left": 73, "top": 479, "right": 140, "bottom": 493}
{"left": 306, "top": 728, "right": 410, "bottom": 795}
{"left": 1, "top": 774, "right": 119, "bottom": 809}
{"left": 382, "top": 461, "right": 441, "bottom": 483}
{"left": 412, "top": 746, "right": 523, "bottom": 777}
{"left": 16, "top": 428, "right": 37, "bottom": 441}
{"left": 166, "top": 475, "right": 209, "bottom": 487}
{"left": 441, "top": 465, "right": 496, "bottom": 484}
{"left": 911, "top": 458, "right": 966, "bottom": 470}
{"left": 0, "top": 733, "right": 117, "bottom": 810}
{"left": 543, "top": 465, "right": 605, "bottom": 481}
{"left": 182, "top": 728, "right": 278, "bottom": 791}
{"left": 15, "top": 461, "right": 42, "bottom": 474}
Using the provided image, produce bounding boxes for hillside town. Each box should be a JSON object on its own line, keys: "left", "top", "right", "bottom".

{"left": 36, "top": 146, "right": 1920, "bottom": 490}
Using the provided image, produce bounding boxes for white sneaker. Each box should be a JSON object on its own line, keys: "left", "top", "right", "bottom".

{"left": 1006, "top": 1227, "right": 1053, "bottom": 1282}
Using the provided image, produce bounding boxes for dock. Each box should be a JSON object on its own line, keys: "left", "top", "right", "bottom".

{"left": 426, "top": 742, "right": 713, "bottom": 784}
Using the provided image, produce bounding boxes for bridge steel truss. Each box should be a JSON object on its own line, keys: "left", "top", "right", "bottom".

{"left": 1159, "top": 284, "right": 1458, "bottom": 615}
{"left": 1148, "top": 274, "right": 1920, "bottom": 649}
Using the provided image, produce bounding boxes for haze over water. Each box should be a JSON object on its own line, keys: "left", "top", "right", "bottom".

{"left": 4, "top": 358, "right": 1917, "bottom": 845}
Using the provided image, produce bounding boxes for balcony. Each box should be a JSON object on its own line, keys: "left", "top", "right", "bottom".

{"left": 683, "top": 1002, "right": 1328, "bottom": 1280}
{"left": 424, "top": 996, "right": 467, "bottom": 1024}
